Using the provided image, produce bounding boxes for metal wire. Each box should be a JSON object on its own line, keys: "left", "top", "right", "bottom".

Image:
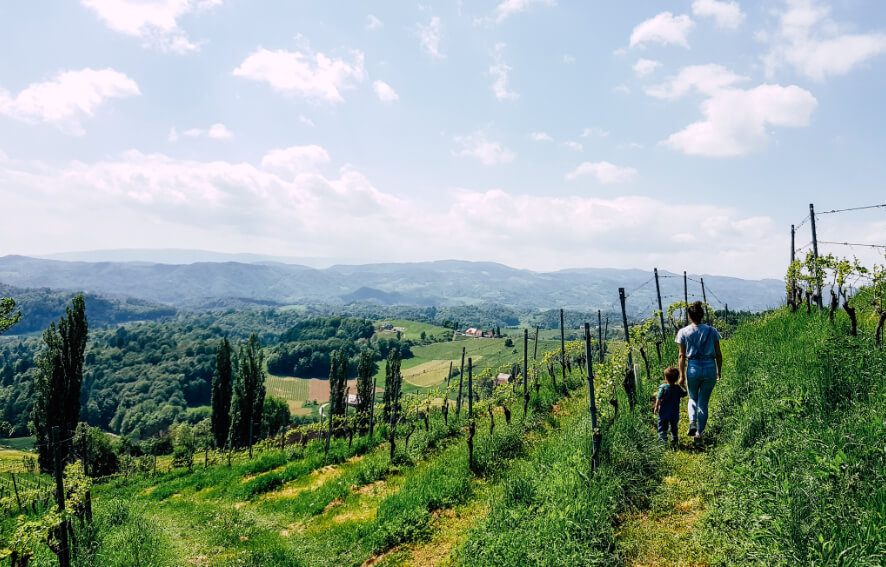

{"left": 816, "top": 203, "right": 886, "bottom": 215}
{"left": 818, "top": 240, "right": 886, "bottom": 249}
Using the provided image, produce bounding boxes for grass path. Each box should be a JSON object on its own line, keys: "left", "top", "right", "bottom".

{"left": 617, "top": 442, "right": 713, "bottom": 566}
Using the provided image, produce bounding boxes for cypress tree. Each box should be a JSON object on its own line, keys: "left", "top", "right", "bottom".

{"left": 356, "top": 350, "right": 375, "bottom": 426}
{"left": 210, "top": 337, "right": 234, "bottom": 448}
{"left": 228, "top": 334, "right": 266, "bottom": 456}
{"left": 329, "top": 349, "right": 348, "bottom": 418}
{"left": 33, "top": 295, "right": 88, "bottom": 472}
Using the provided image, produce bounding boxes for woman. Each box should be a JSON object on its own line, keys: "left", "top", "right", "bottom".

{"left": 676, "top": 301, "right": 722, "bottom": 443}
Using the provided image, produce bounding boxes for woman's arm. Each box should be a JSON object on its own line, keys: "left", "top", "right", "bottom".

{"left": 715, "top": 340, "right": 723, "bottom": 381}
{"left": 678, "top": 343, "right": 687, "bottom": 386}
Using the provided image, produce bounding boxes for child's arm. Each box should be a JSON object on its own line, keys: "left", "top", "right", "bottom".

{"left": 653, "top": 398, "right": 660, "bottom": 415}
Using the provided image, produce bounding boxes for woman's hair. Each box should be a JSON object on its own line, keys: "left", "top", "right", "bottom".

{"left": 687, "top": 300, "right": 705, "bottom": 324}
{"left": 664, "top": 366, "right": 680, "bottom": 384}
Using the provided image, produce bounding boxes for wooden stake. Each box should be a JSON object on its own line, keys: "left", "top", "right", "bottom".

{"left": 655, "top": 267, "right": 667, "bottom": 342}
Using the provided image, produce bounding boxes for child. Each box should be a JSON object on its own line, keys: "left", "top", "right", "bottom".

{"left": 654, "top": 366, "right": 686, "bottom": 444}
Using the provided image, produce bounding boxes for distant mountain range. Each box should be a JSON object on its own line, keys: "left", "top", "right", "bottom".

{"left": 0, "top": 254, "right": 785, "bottom": 316}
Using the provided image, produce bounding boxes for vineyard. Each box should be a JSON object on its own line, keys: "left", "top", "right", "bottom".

{"left": 1, "top": 232, "right": 885, "bottom": 564}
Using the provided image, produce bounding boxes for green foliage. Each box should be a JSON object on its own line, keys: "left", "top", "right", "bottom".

{"left": 75, "top": 422, "right": 119, "bottom": 477}
{"left": 356, "top": 349, "right": 376, "bottom": 419}
{"left": 228, "top": 334, "right": 266, "bottom": 449}
{"left": 0, "top": 284, "right": 173, "bottom": 336}
{"left": 0, "top": 297, "right": 22, "bottom": 337}
{"left": 261, "top": 395, "right": 290, "bottom": 438}
{"left": 699, "top": 307, "right": 886, "bottom": 566}
{"left": 267, "top": 316, "right": 374, "bottom": 377}
{"left": 211, "top": 337, "right": 234, "bottom": 448}
{"left": 33, "top": 294, "right": 88, "bottom": 472}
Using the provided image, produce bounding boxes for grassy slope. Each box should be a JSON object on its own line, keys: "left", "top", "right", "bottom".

{"left": 698, "top": 307, "right": 886, "bottom": 566}
{"left": 617, "top": 305, "right": 886, "bottom": 566}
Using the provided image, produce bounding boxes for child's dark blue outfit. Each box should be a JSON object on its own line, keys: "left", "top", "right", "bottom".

{"left": 656, "top": 383, "right": 686, "bottom": 442}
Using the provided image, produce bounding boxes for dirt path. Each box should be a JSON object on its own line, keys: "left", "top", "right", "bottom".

{"left": 616, "top": 442, "right": 713, "bottom": 567}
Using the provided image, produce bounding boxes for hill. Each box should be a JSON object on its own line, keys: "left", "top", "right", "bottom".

{"left": 0, "top": 283, "right": 176, "bottom": 336}
{"left": 0, "top": 255, "right": 784, "bottom": 314}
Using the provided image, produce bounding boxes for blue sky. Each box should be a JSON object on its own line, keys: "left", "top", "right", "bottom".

{"left": 1, "top": 0, "right": 885, "bottom": 279}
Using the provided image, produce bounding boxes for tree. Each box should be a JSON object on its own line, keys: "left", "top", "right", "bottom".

{"left": 32, "top": 295, "right": 88, "bottom": 472}
{"left": 329, "top": 349, "right": 348, "bottom": 418}
{"left": 385, "top": 348, "right": 403, "bottom": 460}
{"left": 211, "top": 337, "right": 234, "bottom": 448}
{"left": 262, "top": 395, "right": 290, "bottom": 438}
{"left": 73, "top": 422, "right": 119, "bottom": 477}
{"left": 171, "top": 422, "right": 196, "bottom": 470}
{"left": 228, "top": 334, "right": 266, "bottom": 456}
{"left": 356, "top": 350, "right": 376, "bottom": 427}
{"left": 0, "top": 297, "right": 22, "bottom": 336}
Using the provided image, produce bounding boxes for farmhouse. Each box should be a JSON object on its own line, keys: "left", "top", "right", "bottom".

{"left": 495, "top": 373, "right": 511, "bottom": 386}
{"left": 464, "top": 328, "right": 483, "bottom": 337}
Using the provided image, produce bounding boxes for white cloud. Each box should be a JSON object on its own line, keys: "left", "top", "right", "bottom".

{"left": 692, "top": 0, "right": 745, "bottom": 29}
{"left": 613, "top": 85, "right": 631, "bottom": 95}
{"left": 565, "top": 161, "right": 637, "bottom": 184}
{"left": 0, "top": 68, "right": 140, "bottom": 135}
{"left": 0, "top": 150, "right": 802, "bottom": 278}
{"left": 531, "top": 132, "right": 553, "bottom": 142}
{"left": 662, "top": 83, "right": 818, "bottom": 156}
{"left": 373, "top": 80, "right": 399, "bottom": 103}
{"left": 630, "top": 12, "right": 695, "bottom": 49}
{"left": 645, "top": 64, "right": 746, "bottom": 99}
{"left": 763, "top": 0, "right": 886, "bottom": 81}
{"left": 168, "top": 128, "right": 179, "bottom": 142}
{"left": 417, "top": 16, "right": 444, "bottom": 58}
{"left": 299, "top": 115, "right": 315, "bottom": 127}
{"left": 366, "top": 14, "right": 383, "bottom": 31}
{"left": 233, "top": 46, "right": 366, "bottom": 103}
{"left": 80, "top": 0, "right": 219, "bottom": 53}
{"left": 490, "top": 0, "right": 556, "bottom": 24}
{"left": 177, "top": 123, "right": 234, "bottom": 140}
{"left": 563, "top": 54, "right": 575, "bottom": 64}
{"left": 646, "top": 65, "right": 817, "bottom": 157}
{"left": 490, "top": 43, "right": 519, "bottom": 101}
{"left": 633, "top": 58, "right": 663, "bottom": 77}
{"left": 260, "top": 145, "right": 331, "bottom": 176}
{"left": 562, "top": 141, "right": 583, "bottom": 151}
{"left": 453, "top": 131, "right": 515, "bottom": 166}
{"left": 581, "top": 127, "right": 609, "bottom": 138}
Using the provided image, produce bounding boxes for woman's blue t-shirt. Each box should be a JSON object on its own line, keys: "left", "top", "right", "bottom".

{"left": 675, "top": 324, "right": 721, "bottom": 360}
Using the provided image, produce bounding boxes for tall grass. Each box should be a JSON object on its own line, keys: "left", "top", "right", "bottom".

{"left": 699, "top": 307, "right": 886, "bottom": 566}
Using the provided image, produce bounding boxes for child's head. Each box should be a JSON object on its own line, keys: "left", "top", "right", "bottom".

{"left": 664, "top": 366, "right": 679, "bottom": 384}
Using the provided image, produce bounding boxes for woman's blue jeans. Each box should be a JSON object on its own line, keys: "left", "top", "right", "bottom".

{"left": 686, "top": 361, "right": 717, "bottom": 435}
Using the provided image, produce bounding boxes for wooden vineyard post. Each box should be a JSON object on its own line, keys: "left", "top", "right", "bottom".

{"left": 52, "top": 427, "right": 71, "bottom": 567}
{"left": 533, "top": 326, "right": 539, "bottom": 360}
{"left": 584, "top": 322, "right": 600, "bottom": 470}
{"left": 456, "top": 347, "right": 465, "bottom": 417}
{"left": 324, "top": 394, "right": 333, "bottom": 459}
{"left": 80, "top": 428, "right": 93, "bottom": 523}
{"left": 597, "top": 310, "right": 604, "bottom": 363}
{"left": 810, "top": 203, "right": 823, "bottom": 309}
{"left": 725, "top": 304, "right": 729, "bottom": 327}
{"left": 701, "top": 277, "right": 709, "bottom": 324}
{"left": 618, "top": 288, "right": 637, "bottom": 409}
{"left": 604, "top": 317, "right": 609, "bottom": 345}
{"left": 654, "top": 268, "right": 667, "bottom": 342}
{"left": 790, "top": 225, "right": 796, "bottom": 305}
{"left": 467, "top": 358, "right": 475, "bottom": 470}
{"left": 446, "top": 361, "right": 453, "bottom": 387}
{"left": 558, "top": 309, "right": 566, "bottom": 391}
{"left": 368, "top": 374, "right": 377, "bottom": 440}
{"left": 683, "top": 271, "right": 689, "bottom": 326}
{"left": 11, "top": 473, "right": 21, "bottom": 513}
{"left": 523, "top": 328, "right": 529, "bottom": 419}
